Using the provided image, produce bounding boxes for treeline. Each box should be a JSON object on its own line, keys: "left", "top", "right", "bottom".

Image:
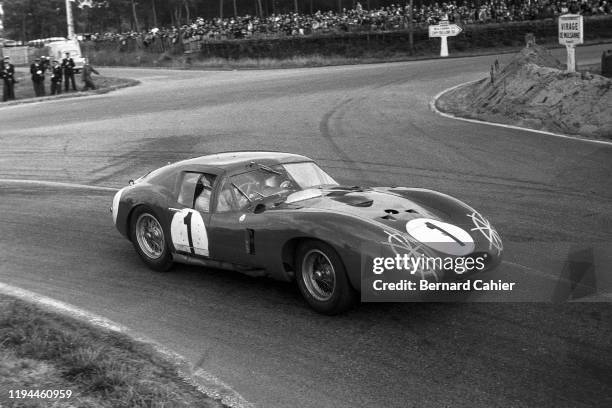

{"left": 3, "top": 0, "right": 409, "bottom": 41}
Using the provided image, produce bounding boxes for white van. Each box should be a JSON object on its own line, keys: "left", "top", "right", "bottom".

{"left": 28, "top": 37, "right": 86, "bottom": 72}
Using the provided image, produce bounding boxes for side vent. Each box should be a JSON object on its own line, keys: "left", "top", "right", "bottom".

{"left": 245, "top": 229, "right": 255, "bottom": 254}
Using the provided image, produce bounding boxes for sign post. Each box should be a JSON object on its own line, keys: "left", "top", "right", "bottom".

{"left": 558, "top": 14, "right": 584, "bottom": 73}
{"left": 428, "top": 18, "right": 462, "bottom": 58}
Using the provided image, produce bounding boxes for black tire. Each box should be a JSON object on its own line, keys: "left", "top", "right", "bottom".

{"left": 295, "top": 240, "right": 357, "bottom": 315}
{"left": 129, "top": 206, "right": 173, "bottom": 272}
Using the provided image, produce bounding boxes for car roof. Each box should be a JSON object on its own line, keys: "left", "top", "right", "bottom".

{"left": 163, "top": 151, "right": 313, "bottom": 175}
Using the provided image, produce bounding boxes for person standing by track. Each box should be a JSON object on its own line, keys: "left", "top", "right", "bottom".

{"left": 50, "top": 59, "right": 63, "bottom": 95}
{"left": 1, "top": 56, "right": 17, "bottom": 102}
{"left": 81, "top": 58, "right": 100, "bottom": 91}
{"left": 61, "top": 52, "right": 77, "bottom": 91}
{"left": 30, "top": 57, "right": 46, "bottom": 97}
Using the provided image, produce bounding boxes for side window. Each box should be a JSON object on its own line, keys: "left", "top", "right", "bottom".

{"left": 177, "top": 172, "right": 216, "bottom": 213}
{"left": 215, "top": 179, "right": 241, "bottom": 213}
{"left": 177, "top": 173, "right": 200, "bottom": 207}
{"left": 194, "top": 173, "right": 216, "bottom": 213}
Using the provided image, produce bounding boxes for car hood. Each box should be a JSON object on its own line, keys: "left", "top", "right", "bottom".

{"left": 275, "top": 186, "right": 447, "bottom": 230}
{"left": 273, "top": 185, "right": 503, "bottom": 259}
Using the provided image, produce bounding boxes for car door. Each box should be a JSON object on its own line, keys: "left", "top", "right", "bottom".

{"left": 167, "top": 171, "right": 216, "bottom": 258}
{"left": 207, "top": 174, "right": 270, "bottom": 267}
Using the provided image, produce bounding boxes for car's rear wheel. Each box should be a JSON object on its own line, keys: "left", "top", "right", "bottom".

{"left": 296, "top": 240, "right": 356, "bottom": 315}
{"left": 130, "top": 206, "right": 173, "bottom": 272}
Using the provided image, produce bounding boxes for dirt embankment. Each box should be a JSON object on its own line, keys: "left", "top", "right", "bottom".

{"left": 436, "top": 44, "right": 612, "bottom": 139}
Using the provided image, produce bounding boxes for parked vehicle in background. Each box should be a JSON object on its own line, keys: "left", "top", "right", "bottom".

{"left": 27, "top": 38, "right": 85, "bottom": 72}
{"left": 1, "top": 38, "right": 20, "bottom": 47}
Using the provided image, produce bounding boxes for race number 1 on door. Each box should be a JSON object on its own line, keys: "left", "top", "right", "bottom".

{"left": 170, "top": 172, "right": 216, "bottom": 257}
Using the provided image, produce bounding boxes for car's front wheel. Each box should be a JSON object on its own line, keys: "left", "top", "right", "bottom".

{"left": 130, "top": 206, "right": 173, "bottom": 272}
{"left": 296, "top": 240, "right": 356, "bottom": 315}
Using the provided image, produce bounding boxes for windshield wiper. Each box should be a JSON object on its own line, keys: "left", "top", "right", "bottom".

{"left": 249, "top": 161, "right": 282, "bottom": 175}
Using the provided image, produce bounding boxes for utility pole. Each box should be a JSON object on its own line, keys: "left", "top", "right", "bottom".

{"left": 65, "top": 0, "right": 75, "bottom": 39}
{"left": 0, "top": 1, "right": 4, "bottom": 59}
{"left": 408, "top": 0, "right": 414, "bottom": 54}
{"left": 0, "top": 1, "right": 4, "bottom": 38}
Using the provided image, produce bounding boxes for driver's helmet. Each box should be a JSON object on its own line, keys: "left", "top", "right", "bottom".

{"left": 264, "top": 174, "right": 282, "bottom": 188}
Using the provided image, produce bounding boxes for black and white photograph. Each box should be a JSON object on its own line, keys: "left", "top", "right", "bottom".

{"left": 0, "top": 0, "right": 611, "bottom": 407}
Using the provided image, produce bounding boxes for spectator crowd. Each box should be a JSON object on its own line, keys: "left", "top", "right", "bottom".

{"left": 84, "top": 0, "right": 610, "bottom": 44}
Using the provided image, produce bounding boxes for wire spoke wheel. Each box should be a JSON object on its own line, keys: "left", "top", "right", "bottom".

{"left": 301, "top": 249, "right": 337, "bottom": 302}
{"left": 135, "top": 213, "right": 165, "bottom": 260}
{"left": 296, "top": 241, "right": 356, "bottom": 314}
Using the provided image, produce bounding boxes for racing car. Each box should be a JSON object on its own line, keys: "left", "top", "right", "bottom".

{"left": 111, "top": 151, "right": 503, "bottom": 314}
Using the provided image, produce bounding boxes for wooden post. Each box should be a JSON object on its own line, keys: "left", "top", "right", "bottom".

{"left": 566, "top": 44, "right": 576, "bottom": 72}
{"left": 440, "top": 36, "right": 448, "bottom": 57}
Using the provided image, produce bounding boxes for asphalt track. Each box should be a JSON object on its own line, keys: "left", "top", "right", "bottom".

{"left": 1, "top": 45, "right": 611, "bottom": 407}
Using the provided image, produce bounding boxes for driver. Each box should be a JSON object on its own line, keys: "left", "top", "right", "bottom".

{"left": 263, "top": 174, "right": 293, "bottom": 193}
{"left": 194, "top": 174, "right": 216, "bottom": 213}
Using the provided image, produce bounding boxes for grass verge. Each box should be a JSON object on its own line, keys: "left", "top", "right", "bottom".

{"left": 0, "top": 295, "right": 222, "bottom": 408}
{"left": 2, "top": 72, "right": 138, "bottom": 106}
{"left": 86, "top": 37, "right": 612, "bottom": 71}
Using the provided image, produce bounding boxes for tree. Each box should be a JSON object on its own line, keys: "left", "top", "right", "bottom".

{"left": 130, "top": 0, "right": 140, "bottom": 31}
{"left": 151, "top": 0, "right": 158, "bottom": 27}
{"left": 3, "top": 0, "right": 66, "bottom": 41}
{"left": 183, "top": 0, "right": 191, "bottom": 22}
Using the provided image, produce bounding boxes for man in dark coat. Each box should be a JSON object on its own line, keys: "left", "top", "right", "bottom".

{"left": 81, "top": 58, "right": 100, "bottom": 91}
{"left": 61, "top": 52, "right": 77, "bottom": 91}
{"left": 50, "top": 59, "right": 63, "bottom": 95}
{"left": 30, "top": 57, "right": 46, "bottom": 97}
{"left": 1, "top": 56, "right": 17, "bottom": 102}
{"left": 41, "top": 56, "right": 51, "bottom": 72}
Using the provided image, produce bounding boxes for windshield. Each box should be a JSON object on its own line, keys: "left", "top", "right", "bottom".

{"left": 282, "top": 162, "right": 338, "bottom": 189}
{"left": 220, "top": 162, "right": 338, "bottom": 209}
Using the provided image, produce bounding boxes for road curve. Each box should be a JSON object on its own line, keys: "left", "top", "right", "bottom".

{"left": 1, "top": 45, "right": 611, "bottom": 408}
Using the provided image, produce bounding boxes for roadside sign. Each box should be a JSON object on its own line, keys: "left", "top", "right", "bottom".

{"left": 558, "top": 14, "right": 584, "bottom": 45}
{"left": 558, "top": 14, "right": 584, "bottom": 73}
{"left": 428, "top": 23, "right": 462, "bottom": 38}
{"left": 428, "top": 18, "right": 463, "bottom": 58}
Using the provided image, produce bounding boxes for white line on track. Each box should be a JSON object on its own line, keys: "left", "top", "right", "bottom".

{"left": 0, "top": 178, "right": 119, "bottom": 192}
{"left": 0, "top": 282, "right": 253, "bottom": 408}
{"left": 502, "top": 260, "right": 612, "bottom": 300}
{"left": 430, "top": 80, "right": 612, "bottom": 147}
{"left": 501, "top": 260, "right": 561, "bottom": 282}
